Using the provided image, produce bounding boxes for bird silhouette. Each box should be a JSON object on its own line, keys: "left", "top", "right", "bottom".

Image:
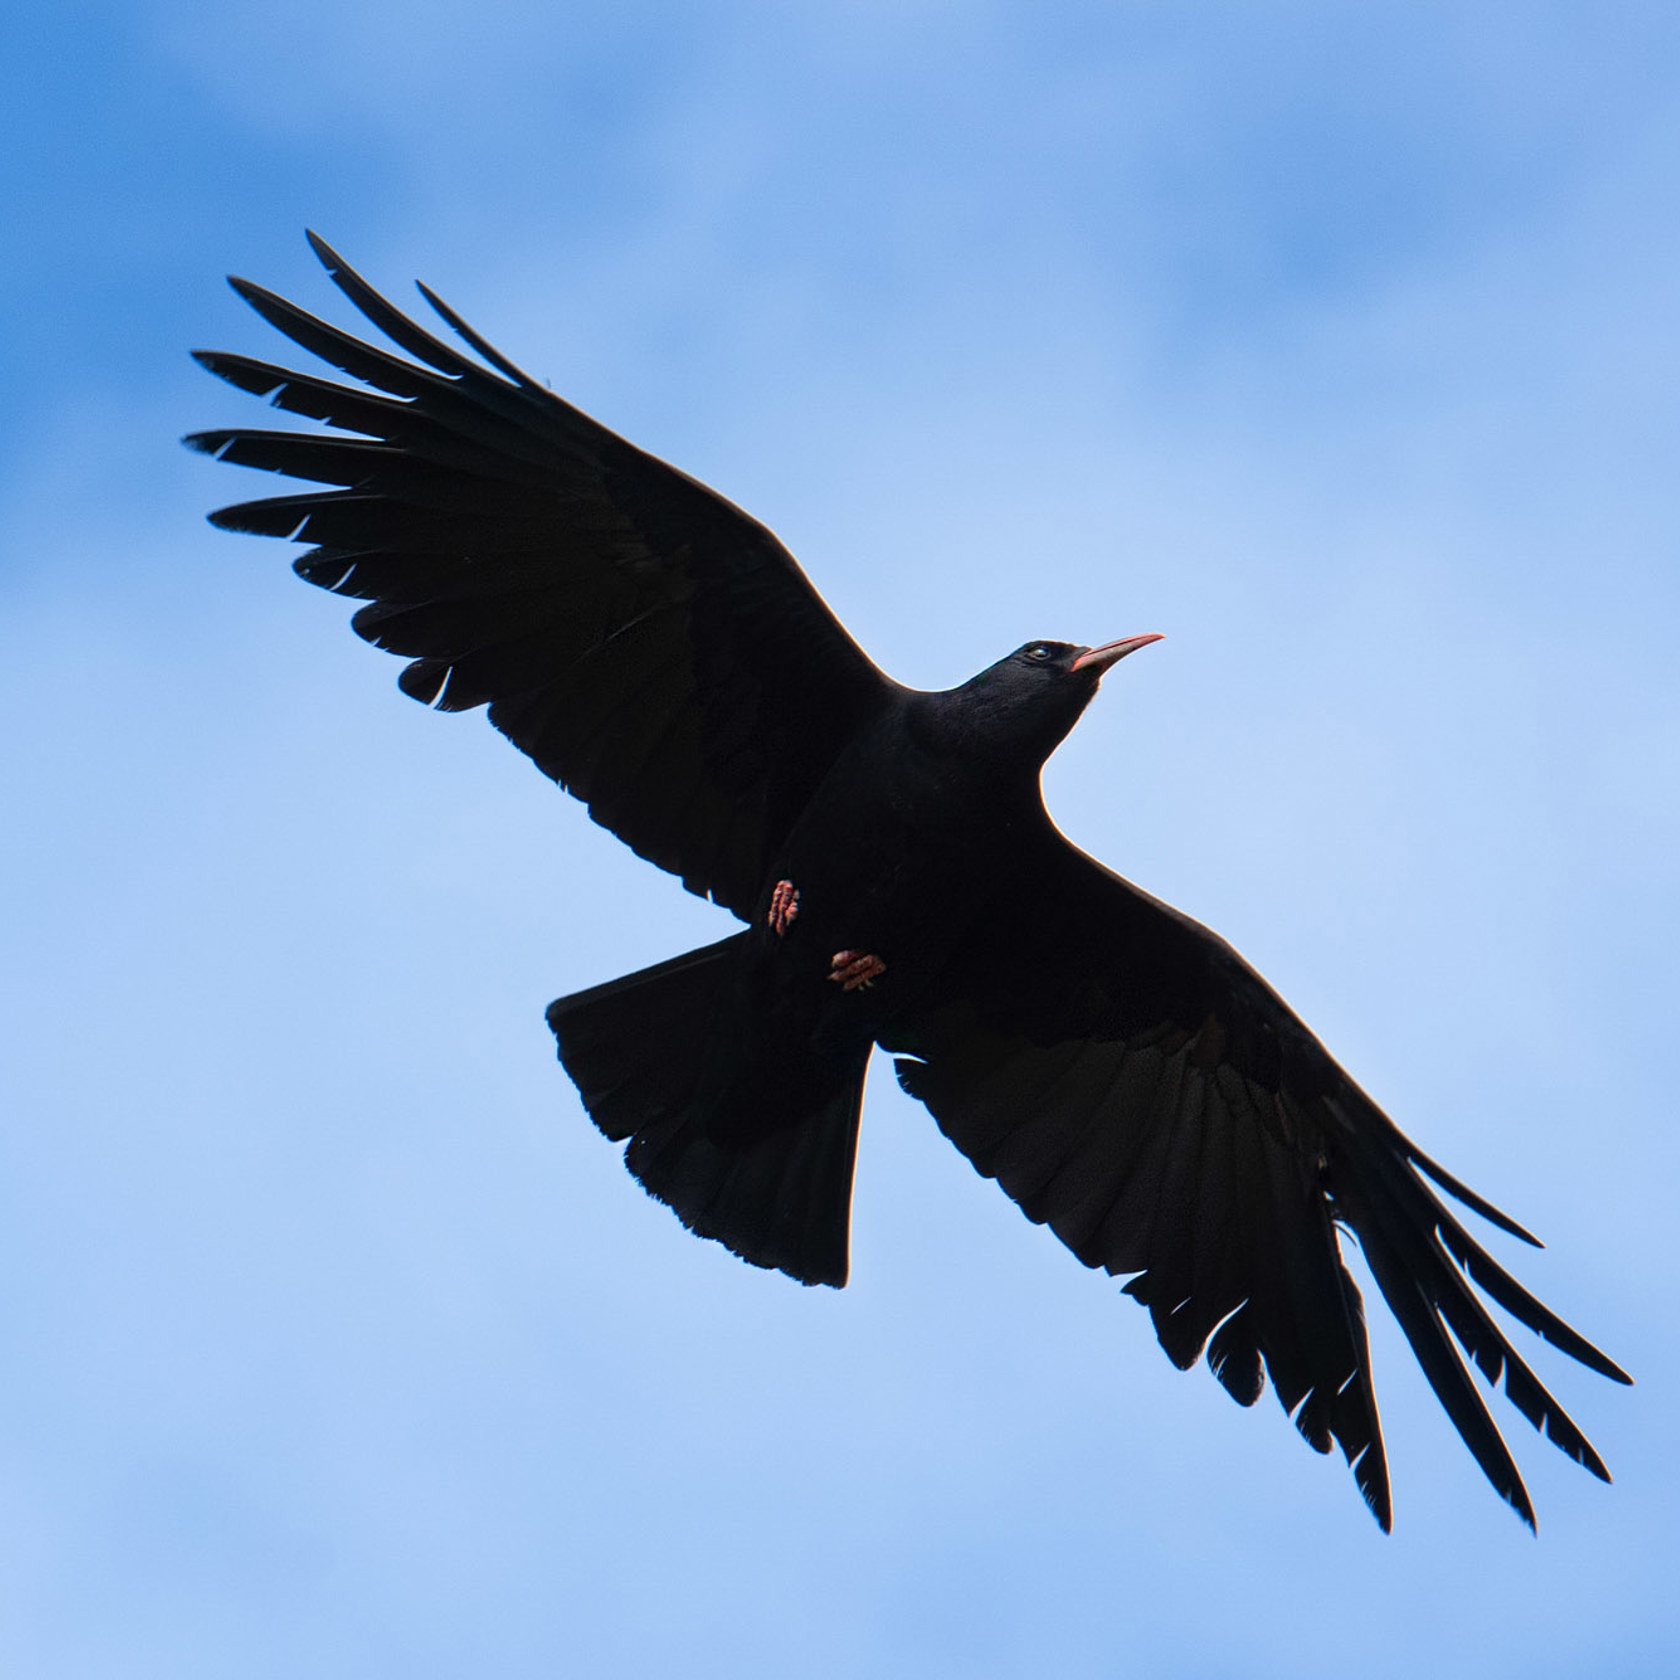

{"left": 191, "top": 233, "right": 1628, "bottom": 1531}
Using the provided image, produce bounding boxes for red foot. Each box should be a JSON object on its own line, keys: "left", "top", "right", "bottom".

{"left": 768, "top": 879, "right": 800, "bottom": 936}
{"left": 829, "top": 949, "right": 886, "bottom": 992}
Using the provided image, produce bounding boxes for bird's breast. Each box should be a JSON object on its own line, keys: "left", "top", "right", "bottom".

{"left": 754, "top": 730, "right": 1036, "bottom": 1031}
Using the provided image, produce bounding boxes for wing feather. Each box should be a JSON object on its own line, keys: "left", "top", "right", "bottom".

{"left": 883, "top": 825, "right": 1624, "bottom": 1527}
{"left": 194, "top": 235, "right": 896, "bottom": 916}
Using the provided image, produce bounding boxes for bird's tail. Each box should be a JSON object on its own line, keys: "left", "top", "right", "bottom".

{"left": 547, "top": 934, "right": 869, "bottom": 1288}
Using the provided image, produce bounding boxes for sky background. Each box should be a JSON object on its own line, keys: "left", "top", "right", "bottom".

{"left": 4, "top": 1, "right": 1679, "bottom": 1674}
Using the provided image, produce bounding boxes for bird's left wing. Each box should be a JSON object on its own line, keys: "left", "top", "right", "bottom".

{"left": 190, "top": 235, "right": 896, "bottom": 918}
{"left": 881, "top": 828, "right": 1628, "bottom": 1530}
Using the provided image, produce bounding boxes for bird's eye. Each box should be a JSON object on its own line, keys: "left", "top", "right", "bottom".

{"left": 1025, "top": 644, "right": 1053, "bottom": 663}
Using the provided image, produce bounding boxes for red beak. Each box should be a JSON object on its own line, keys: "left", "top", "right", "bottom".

{"left": 1070, "top": 632, "right": 1165, "bottom": 675}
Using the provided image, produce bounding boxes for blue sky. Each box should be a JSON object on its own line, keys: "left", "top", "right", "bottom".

{"left": 4, "top": 2, "right": 1678, "bottom": 1674}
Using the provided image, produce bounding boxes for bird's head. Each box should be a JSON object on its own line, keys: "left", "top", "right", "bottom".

{"left": 926, "top": 633, "right": 1164, "bottom": 766}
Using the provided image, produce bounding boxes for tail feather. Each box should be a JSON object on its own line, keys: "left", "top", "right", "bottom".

{"left": 548, "top": 934, "right": 868, "bottom": 1288}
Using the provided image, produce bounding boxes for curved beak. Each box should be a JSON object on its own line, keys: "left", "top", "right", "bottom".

{"left": 1070, "top": 632, "right": 1164, "bottom": 676}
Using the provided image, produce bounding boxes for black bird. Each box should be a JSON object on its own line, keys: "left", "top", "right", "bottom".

{"left": 191, "top": 234, "right": 1628, "bottom": 1531}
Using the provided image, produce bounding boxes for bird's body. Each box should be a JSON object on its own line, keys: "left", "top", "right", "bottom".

{"left": 761, "top": 679, "right": 1054, "bottom": 1023}
{"left": 193, "top": 234, "right": 1629, "bottom": 1531}
{"left": 555, "top": 664, "right": 1103, "bottom": 1288}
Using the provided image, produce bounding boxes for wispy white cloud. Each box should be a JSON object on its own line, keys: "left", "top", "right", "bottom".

{"left": 4, "top": 3, "right": 1677, "bottom": 1674}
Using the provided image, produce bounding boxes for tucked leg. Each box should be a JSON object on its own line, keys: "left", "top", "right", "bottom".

{"left": 768, "top": 879, "right": 800, "bottom": 936}
{"left": 829, "top": 949, "right": 886, "bottom": 992}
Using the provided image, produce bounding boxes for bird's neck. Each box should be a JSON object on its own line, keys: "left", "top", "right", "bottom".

{"left": 903, "top": 688, "right": 1064, "bottom": 782}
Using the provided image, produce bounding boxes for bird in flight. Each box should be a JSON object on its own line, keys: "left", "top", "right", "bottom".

{"left": 191, "top": 233, "right": 1627, "bottom": 1531}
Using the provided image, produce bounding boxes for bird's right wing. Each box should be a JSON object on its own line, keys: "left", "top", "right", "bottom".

{"left": 190, "top": 235, "right": 897, "bottom": 918}
{"left": 882, "top": 831, "right": 1628, "bottom": 1529}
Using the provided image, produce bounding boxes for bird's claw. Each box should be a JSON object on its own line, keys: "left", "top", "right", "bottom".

{"left": 768, "top": 879, "right": 800, "bottom": 936}
{"left": 829, "top": 949, "right": 886, "bottom": 992}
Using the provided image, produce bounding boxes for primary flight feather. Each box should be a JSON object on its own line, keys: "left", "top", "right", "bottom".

{"left": 191, "top": 233, "right": 1628, "bottom": 1531}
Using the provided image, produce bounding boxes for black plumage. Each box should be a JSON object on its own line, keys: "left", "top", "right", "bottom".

{"left": 192, "top": 234, "right": 1628, "bottom": 1531}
